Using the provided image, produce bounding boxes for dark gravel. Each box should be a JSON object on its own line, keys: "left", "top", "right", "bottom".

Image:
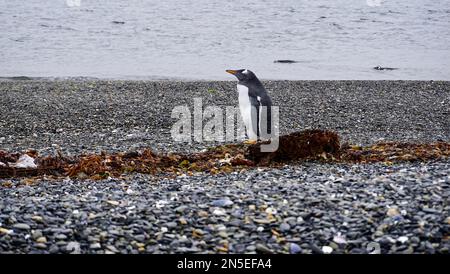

{"left": 0, "top": 80, "right": 449, "bottom": 254}
{"left": 0, "top": 162, "right": 449, "bottom": 254}
{"left": 0, "top": 80, "right": 449, "bottom": 155}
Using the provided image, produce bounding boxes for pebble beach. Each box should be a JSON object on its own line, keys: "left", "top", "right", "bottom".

{"left": 0, "top": 80, "right": 449, "bottom": 254}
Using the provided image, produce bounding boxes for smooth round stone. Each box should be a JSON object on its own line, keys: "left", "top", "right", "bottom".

{"left": 32, "top": 230, "right": 43, "bottom": 240}
{"left": 289, "top": 243, "right": 301, "bottom": 254}
{"left": 211, "top": 199, "right": 234, "bottom": 207}
{"left": 245, "top": 245, "right": 256, "bottom": 252}
{"left": 55, "top": 234, "right": 68, "bottom": 240}
{"left": 166, "top": 222, "right": 177, "bottom": 229}
{"left": 36, "top": 237, "right": 47, "bottom": 244}
{"left": 255, "top": 244, "right": 273, "bottom": 254}
{"left": 322, "top": 246, "right": 333, "bottom": 254}
{"left": 66, "top": 241, "right": 81, "bottom": 253}
{"left": 133, "top": 235, "right": 146, "bottom": 242}
{"left": 49, "top": 245, "right": 60, "bottom": 254}
{"left": 90, "top": 243, "right": 101, "bottom": 249}
{"left": 280, "top": 223, "right": 291, "bottom": 232}
{"left": 35, "top": 243, "right": 47, "bottom": 249}
{"left": 13, "top": 223, "right": 31, "bottom": 230}
{"left": 218, "top": 231, "right": 228, "bottom": 238}
{"left": 174, "top": 206, "right": 188, "bottom": 213}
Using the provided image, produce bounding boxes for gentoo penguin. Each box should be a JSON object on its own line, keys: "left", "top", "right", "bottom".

{"left": 226, "top": 69, "right": 273, "bottom": 143}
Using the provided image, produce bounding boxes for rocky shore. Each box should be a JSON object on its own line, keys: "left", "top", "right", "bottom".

{"left": 0, "top": 80, "right": 449, "bottom": 254}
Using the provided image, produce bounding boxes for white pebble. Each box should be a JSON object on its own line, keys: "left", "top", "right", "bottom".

{"left": 213, "top": 208, "right": 226, "bottom": 216}
{"left": 397, "top": 236, "right": 409, "bottom": 243}
{"left": 322, "top": 246, "right": 333, "bottom": 254}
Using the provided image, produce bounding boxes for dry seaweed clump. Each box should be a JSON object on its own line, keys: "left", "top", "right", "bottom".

{"left": 246, "top": 129, "right": 340, "bottom": 165}
{"left": 66, "top": 150, "right": 181, "bottom": 179}
{"left": 341, "top": 142, "right": 450, "bottom": 163}
{"left": 1, "top": 129, "right": 450, "bottom": 180}
{"left": 0, "top": 150, "right": 69, "bottom": 178}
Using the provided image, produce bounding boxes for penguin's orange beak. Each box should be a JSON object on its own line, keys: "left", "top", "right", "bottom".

{"left": 226, "top": 69, "right": 238, "bottom": 75}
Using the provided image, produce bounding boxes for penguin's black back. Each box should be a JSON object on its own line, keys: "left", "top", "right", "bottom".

{"left": 239, "top": 77, "right": 272, "bottom": 107}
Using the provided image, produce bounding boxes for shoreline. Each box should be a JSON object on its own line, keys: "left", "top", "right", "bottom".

{"left": 2, "top": 76, "right": 450, "bottom": 82}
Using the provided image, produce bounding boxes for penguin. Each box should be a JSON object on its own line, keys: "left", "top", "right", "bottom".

{"left": 226, "top": 69, "right": 273, "bottom": 143}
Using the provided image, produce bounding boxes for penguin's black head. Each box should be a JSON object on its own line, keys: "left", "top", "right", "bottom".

{"left": 226, "top": 69, "right": 256, "bottom": 82}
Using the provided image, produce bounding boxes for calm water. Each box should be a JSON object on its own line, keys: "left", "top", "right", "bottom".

{"left": 1, "top": 0, "right": 449, "bottom": 80}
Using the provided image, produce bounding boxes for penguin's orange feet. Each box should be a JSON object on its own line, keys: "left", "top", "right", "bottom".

{"left": 243, "top": 139, "right": 258, "bottom": 145}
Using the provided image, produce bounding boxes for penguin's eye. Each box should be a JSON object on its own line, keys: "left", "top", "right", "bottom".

{"left": 242, "top": 69, "right": 248, "bottom": 74}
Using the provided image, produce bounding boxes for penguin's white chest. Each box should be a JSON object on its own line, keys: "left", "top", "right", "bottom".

{"left": 237, "top": 84, "right": 250, "bottom": 110}
{"left": 237, "top": 84, "right": 257, "bottom": 139}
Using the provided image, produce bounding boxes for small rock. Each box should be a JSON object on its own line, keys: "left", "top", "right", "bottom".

{"left": 374, "top": 230, "right": 384, "bottom": 237}
{"left": 387, "top": 207, "right": 400, "bottom": 217}
{"left": 421, "top": 207, "right": 440, "bottom": 214}
{"left": 31, "top": 216, "right": 44, "bottom": 223}
{"left": 329, "top": 242, "right": 339, "bottom": 251}
{"left": 218, "top": 231, "right": 228, "bottom": 238}
{"left": 280, "top": 223, "right": 291, "bottom": 232}
{"left": 246, "top": 245, "right": 256, "bottom": 252}
{"left": 36, "top": 237, "right": 47, "bottom": 244}
{"left": 255, "top": 244, "right": 273, "bottom": 254}
{"left": 106, "top": 200, "right": 120, "bottom": 206}
{"left": 253, "top": 218, "right": 272, "bottom": 224}
{"left": 55, "top": 234, "right": 68, "bottom": 240}
{"left": 166, "top": 222, "right": 177, "bottom": 229}
{"left": 90, "top": 243, "right": 101, "bottom": 250}
{"left": 175, "top": 205, "right": 188, "bottom": 213}
{"left": 333, "top": 234, "right": 347, "bottom": 244}
{"left": 32, "top": 230, "right": 43, "bottom": 239}
{"left": 192, "top": 229, "right": 204, "bottom": 238}
{"left": 401, "top": 246, "right": 414, "bottom": 254}
{"left": 265, "top": 207, "right": 277, "bottom": 215}
{"left": 0, "top": 227, "right": 13, "bottom": 235}
{"left": 66, "top": 242, "right": 81, "bottom": 254}
{"left": 290, "top": 243, "right": 301, "bottom": 254}
{"left": 212, "top": 208, "right": 226, "bottom": 216}
{"left": 397, "top": 236, "right": 409, "bottom": 244}
{"left": 13, "top": 223, "right": 31, "bottom": 230}
{"left": 322, "top": 246, "right": 333, "bottom": 254}
{"left": 126, "top": 188, "right": 134, "bottom": 195}
{"left": 175, "top": 216, "right": 186, "bottom": 225}
{"left": 49, "top": 245, "right": 59, "bottom": 254}
{"left": 134, "top": 234, "right": 146, "bottom": 242}
{"left": 35, "top": 243, "right": 47, "bottom": 249}
{"left": 211, "top": 199, "right": 234, "bottom": 207}
{"left": 106, "top": 245, "right": 119, "bottom": 253}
